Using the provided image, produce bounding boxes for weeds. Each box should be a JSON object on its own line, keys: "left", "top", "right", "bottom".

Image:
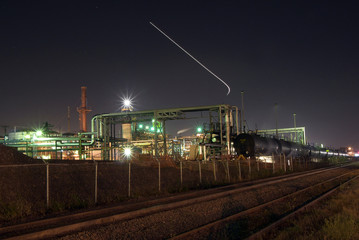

{"left": 0, "top": 199, "right": 32, "bottom": 221}
{"left": 321, "top": 213, "right": 357, "bottom": 240}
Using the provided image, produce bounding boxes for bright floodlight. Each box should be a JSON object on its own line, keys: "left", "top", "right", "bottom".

{"left": 123, "top": 99, "right": 131, "bottom": 107}
{"left": 120, "top": 95, "right": 134, "bottom": 112}
{"left": 36, "top": 130, "right": 43, "bottom": 136}
{"left": 124, "top": 147, "right": 132, "bottom": 158}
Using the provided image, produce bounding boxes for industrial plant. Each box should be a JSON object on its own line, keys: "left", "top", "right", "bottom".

{"left": 0, "top": 87, "right": 348, "bottom": 162}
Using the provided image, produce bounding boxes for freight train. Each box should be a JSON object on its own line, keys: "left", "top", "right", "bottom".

{"left": 233, "top": 133, "right": 348, "bottom": 159}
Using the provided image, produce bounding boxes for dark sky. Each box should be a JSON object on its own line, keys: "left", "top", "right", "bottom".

{"left": 1, "top": 0, "right": 358, "bottom": 150}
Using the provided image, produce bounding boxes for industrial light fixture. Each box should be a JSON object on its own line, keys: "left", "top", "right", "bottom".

{"left": 120, "top": 93, "right": 135, "bottom": 112}
{"left": 123, "top": 99, "right": 132, "bottom": 108}
{"left": 123, "top": 147, "right": 132, "bottom": 158}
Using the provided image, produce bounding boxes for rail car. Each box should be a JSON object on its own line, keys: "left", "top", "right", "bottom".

{"left": 233, "top": 133, "right": 347, "bottom": 159}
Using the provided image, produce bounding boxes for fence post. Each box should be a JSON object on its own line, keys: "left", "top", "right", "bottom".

{"left": 248, "top": 157, "right": 251, "bottom": 179}
{"left": 158, "top": 159, "right": 161, "bottom": 192}
{"left": 272, "top": 153, "right": 275, "bottom": 174}
{"left": 291, "top": 156, "right": 294, "bottom": 171}
{"left": 198, "top": 160, "right": 202, "bottom": 184}
{"left": 180, "top": 160, "right": 183, "bottom": 187}
{"left": 226, "top": 158, "right": 231, "bottom": 182}
{"left": 213, "top": 160, "right": 217, "bottom": 182}
{"left": 128, "top": 160, "right": 131, "bottom": 197}
{"left": 46, "top": 162, "right": 49, "bottom": 208}
{"left": 94, "top": 161, "right": 98, "bottom": 204}
{"left": 237, "top": 158, "right": 242, "bottom": 181}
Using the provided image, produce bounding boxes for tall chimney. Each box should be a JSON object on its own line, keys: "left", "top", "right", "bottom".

{"left": 77, "top": 86, "right": 91, "bottom": 132}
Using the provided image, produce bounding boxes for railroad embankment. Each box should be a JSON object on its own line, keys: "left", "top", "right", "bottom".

{"left": 0, "top": 144, "right": 350, "bottom": 227}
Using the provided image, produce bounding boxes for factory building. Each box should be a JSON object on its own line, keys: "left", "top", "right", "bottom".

{"left": 1, "top": 87, "right": 241, "bottom": 161}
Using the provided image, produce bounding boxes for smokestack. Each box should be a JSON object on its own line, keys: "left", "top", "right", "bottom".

{"left": 77, "top": 86, "right": 91, "bottom": 132}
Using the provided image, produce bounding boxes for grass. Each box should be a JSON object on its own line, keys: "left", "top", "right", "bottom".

{"left": 269, "top": 177, "right": 359, "bottom": 240}
{"left": 0, "top": 199, "right": 33, "bottom": 221}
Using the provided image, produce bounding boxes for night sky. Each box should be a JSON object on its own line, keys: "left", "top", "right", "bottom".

{"left": 1, "top": 1, "right": 358, "bottom": 150}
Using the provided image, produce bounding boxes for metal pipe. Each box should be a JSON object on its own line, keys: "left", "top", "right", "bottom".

{"left": 219, "top": 106, "right": 223, "bottom": 145}
{"left": 94, "top": 161, "right": 98, "bottom": 203}
{"left": 225, "top": 106, "right": 231, "bottom": 155}
{"left": 233, "top": 106, "right": 239, "bottom": 135}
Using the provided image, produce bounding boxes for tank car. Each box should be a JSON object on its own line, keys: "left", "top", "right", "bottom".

{"left": 233, "top": 133, "right": 345, "bottom": 158}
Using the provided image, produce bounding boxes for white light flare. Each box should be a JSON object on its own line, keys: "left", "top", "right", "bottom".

{"left": 150, "top": 22, "right": 231, "bottom": 96}
{"left": 124, "top": 147, "right": 132, "bottom": 158}
{"left": 123, "top": 99, "right": 132, "bottom": 108}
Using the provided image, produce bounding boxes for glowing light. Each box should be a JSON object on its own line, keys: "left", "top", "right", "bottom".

{"left": 145, "top": 126, "right": 150, "bottom": 130}
{"left": 150, "top": 127, "right": 155, "bottom": 131}
{"left": 36, "top": 130, "right": 43, "bottom": 136}
{"left": 157, "top": 129, "right": 161, "bottom": 133}
{"left": 119, "top": 93, "right": 135, "bottom": 112}
{"left": 139, "top": 124, "right": 143, "bottom": 129}
{"left": 197, "top": 127, "right": 202, "bottom": 133}
{"left": 348, "top": 147, "right": 352, "bottom": 151}
{"left": 123, "top": 99, "right": 131, "bottom": 107}
{"left": 25, "top": 134, "right": 31, "bottom": 139}
{"left": 150, "top": 22, "right": 231, "bottom": 95}
{"left": 124, "top": 147, "right": 132, "bottom": 158}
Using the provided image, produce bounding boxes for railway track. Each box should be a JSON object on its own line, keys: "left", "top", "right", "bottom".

{"left": 171, "top": 166, "right": 359, "bottom": 239}
{"left": 0, "top": 163, "right": 357, "bottom": 240}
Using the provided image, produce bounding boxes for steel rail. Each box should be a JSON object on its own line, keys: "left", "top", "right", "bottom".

{"left": 170, "top": 170, "right": 358, "bottom": 240}
{"left": 0, "top": 164, "right": 354, "bottom": 240}
{"left": 246, "top": 174, "right": 359, "bottom": 240}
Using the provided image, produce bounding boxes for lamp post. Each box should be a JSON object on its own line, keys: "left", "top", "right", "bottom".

{"left": 241, "top": 91, "right": 245, "bottom": 133}
{"left": 293, "top": 113, "right": 297, "bottom": 143}
{"left": 274, "top": 103, "right": 278, "bottom": 138}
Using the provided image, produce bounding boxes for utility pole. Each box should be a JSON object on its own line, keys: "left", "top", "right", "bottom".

{"left": 274, "top": 103, "right": 279, "bottom": 138}
{"left": 241, "top": 91, "right": 245, "bottom": 133}
{"left": 293, "top": 113, "right": 297, "bottom": 142}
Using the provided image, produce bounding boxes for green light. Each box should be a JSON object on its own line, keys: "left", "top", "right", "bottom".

{"left": 139, "top": 124, "right": 143, "bottom": 129}
{"left": 150, "top": 127, "right": 155, "bottom": 131}
{"left": 36, "top": 130, "right": 43, "bottom": 136}
{"left": 152, "top": 119, "right": 155, "bottom": 123}
{"left": 25, "top": 134, "right": 31, "bottom": 139}
{"left": 157, "top": 129, "right": 161, "bottom": 133}
{"left": 197, "top": 127, "right": 202, "bottom": 133}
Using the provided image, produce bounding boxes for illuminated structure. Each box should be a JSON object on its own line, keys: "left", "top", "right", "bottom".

{"left": 92, "top": 104, "right": 240, "bottom": 160}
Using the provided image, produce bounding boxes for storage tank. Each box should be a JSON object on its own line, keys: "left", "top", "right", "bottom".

{"left": 122, "top": 123, "right": 132, "bottom": 142}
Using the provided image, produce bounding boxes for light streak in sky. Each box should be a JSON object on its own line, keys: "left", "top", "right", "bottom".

{"left": 150, "top": 22, "right": 231, "bottom": 95}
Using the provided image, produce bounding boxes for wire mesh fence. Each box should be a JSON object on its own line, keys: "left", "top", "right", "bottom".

{"left": 0, "top": 155, "right": 332, "bottom": 224}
